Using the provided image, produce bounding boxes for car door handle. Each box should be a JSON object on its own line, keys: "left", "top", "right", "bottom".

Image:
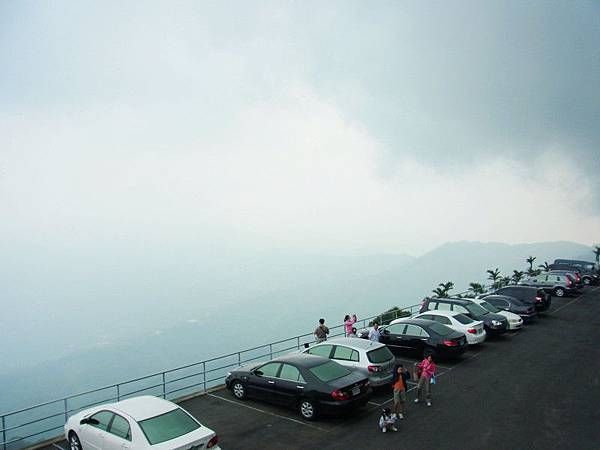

{"left": 297, "top": 386, "right": 304, "bottom": 389}
{"left": 267, "top": 380, "right": 275, "bottom": 384}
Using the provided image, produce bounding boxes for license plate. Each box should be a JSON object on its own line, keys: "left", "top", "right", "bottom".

{"left": 352, "top": 386, "right": 360, "bottom": 396}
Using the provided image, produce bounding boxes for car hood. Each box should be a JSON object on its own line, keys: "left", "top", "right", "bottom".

{"left": 475, "top": 312, "right": 506, "bottom": 322}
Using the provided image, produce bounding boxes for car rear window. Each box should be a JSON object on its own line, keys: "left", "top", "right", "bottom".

{"left": 309, "top": 361, "right": 352, "bottom": 382}
{"left": 427, "top": 322, "right": 453, "bottom": 336}
{"left": 366, "top": 346, "right": 394, "bottom": 364}
{"left": 138, "top": 408, "right": 200, "bottom": 445}
{"left": 452, "top": 314, "right": 474, "bottom": 324}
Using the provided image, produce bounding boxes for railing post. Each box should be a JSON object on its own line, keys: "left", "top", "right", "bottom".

{"left": 297, "top": 336, "right": 300, "bottom": 350}
{"left": 269, "top": 344, "right": 273, "bottom": 360}
{"left": 238, "top": 352, "right": 241, "bottom": 365}
{"left": 116, "top": 384, "right": 121, "bottom": 402}
{"left": 202, "top": 362, "right": 207, "bottom": 392}
{"left": 64, "top": 398, "right": 68, "bottom": 423}
{"left": 2, "top": 414, "right": 6, "bottom": 450}
{"left": 162, "top": 373, "right": 166, "bottom": 399}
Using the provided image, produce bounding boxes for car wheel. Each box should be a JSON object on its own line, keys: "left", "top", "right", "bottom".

{"left": 583, "top": 277, "right": 591, "bottom": 286}
{"left": 299, "top": 398, "right": 318, "bottom": 420}
{"left": 423, "top": 348, "right": 436, "bottom": 359}
{"left": 231, "top": 380, "right": 247, "bottom": 400}
{"left": 68, "top": 432, "right": 82, "bottom": 450}
{"left": 554, "top": 287, "right": 565, "bottom": 297}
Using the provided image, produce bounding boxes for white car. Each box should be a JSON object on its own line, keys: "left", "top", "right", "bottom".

{"left": 471, "top": 298, "right": 523, "bottom": 330}
{"left": 408, "top": 311, "right": 486, "bottom": 345}
{"left": 64, "top": 395, "right": 221, "bottom": 450}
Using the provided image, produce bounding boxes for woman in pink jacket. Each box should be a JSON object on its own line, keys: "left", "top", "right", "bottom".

{"left": 344, "top": 314, "right": 357, "bottom": 336}
{"left": 414, "top": 354, "right": 437, "bottom": 407}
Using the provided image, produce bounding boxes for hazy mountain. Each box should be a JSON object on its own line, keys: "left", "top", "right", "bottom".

{"left": 0, "top": 240, "right": 595, "bottom": 412}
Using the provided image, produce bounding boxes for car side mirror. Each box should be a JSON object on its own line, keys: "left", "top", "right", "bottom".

{"left": 383, "top": 329, "right": 390, "bottom": 335}
{"left": 254, "top": 370, "right": 263, "bottom": 377}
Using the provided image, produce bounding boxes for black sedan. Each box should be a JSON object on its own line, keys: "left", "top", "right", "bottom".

{"left": 225, "top": 354, "right": 370, "bottom": 420}
{"left": 489, "top": 286, "right": 551, "bottom": 312}
{"left": 360, "top": 318, "right": 468, "bottom": 359}
{"left": 483, "top": 295, "right": 538, "bottom": 322}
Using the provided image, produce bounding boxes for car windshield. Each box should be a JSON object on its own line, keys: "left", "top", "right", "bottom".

{"left": 480, "top": 301, "right": 501, "bottom": 313}
{"left": 309, "top": 361, "right": 352, "bottom": 382}
{"left": 367, "top": 346, "right": 394, "bottom": 364}
{"left": 465, "top": 304, "right": 488, "bottom": 316}
{"left": 427, "top": 322, "right": 453, "bottom": 336}
{"left": 138, "top": 408, "right": 200, "bottom": 445}
{"left": 452, "top": 314, "right": 474, "bottom": 324}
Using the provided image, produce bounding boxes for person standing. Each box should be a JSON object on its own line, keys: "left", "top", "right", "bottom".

{"left": 368, "top": 322, "right": 381, "bottom": 342}
{"left": 344, "top": 314, "right": 357, "bottom": 336}
{"left": 314, "top": 318, "right": 329, "bottom": 343}
{"left": 414, "top": 354, "right": 437, "bottom": 407}
{"left": 391, "top": 365, "right": 411, "bottom": 419}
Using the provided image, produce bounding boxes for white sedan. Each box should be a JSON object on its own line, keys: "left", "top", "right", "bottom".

{"left": 410, "top": 310, "right": 487, "bottom": 345}
{"left": 471, "top": 298, "right": 524, "bottom": 330}
{"left": 64, "top": 395, "right": 221, "bottom": 450}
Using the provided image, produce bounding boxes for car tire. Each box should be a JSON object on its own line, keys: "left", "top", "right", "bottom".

{"left": 68, "top": 432, "right": 82, "bottom": 450}
{"left": 299, "top": 398, "right": 319, "bottom": 421}
{"left": 423, "top": 348, "right": 436, "bottom": 359}
{"left": 554, "top": 287, "right": 565, "bottom": 297}
{"left": 231, "top": 380, "right": 247, "bottom": 400}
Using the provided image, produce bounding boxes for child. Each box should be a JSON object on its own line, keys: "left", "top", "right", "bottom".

{"left": 378, "top": 408, "right": 398, "bottom": 433}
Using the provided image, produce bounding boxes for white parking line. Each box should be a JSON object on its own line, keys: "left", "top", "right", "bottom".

{"left": 207, "top": 393, "right": 331, "bottom": 433}
{"left": 550, "top": 286, "right": 600, "bottom": 315}
{"left": 52, "top": 444, "right": 66, "bottom": 450}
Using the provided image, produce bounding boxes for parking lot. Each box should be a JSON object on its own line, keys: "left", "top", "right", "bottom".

{"left": 41, "top": 286, "right": 600, "bottom": 450}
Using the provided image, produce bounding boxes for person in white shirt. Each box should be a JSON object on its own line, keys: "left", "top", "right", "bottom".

{"left": 368, "top": 322, "right": 381, "bottom": 342}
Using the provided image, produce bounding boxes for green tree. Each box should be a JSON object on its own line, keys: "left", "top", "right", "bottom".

{"left": 487, "top": 268, "right": 501, "bottom": 289}
{"left": 432, "top": 281, "right": 454, "bottom": 298}
{"left": 512, "top": 270, "right": 525, "bottom": 283}
{"left": 500, "top": 276, "right": 511, "bottom": 287}
{"left": 526, "top": 256, "right": 537, "bottom": 271}
{"left": 538, "top": 262, "right": 550, "bottom": 272}
{"left": 468, "top": 282, "right": 486, "bottom": 296}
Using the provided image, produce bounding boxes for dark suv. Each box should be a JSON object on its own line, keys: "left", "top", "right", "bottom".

{"left": 550, "top": 260, "right": 599, "bottom": 286}
{"left": 489, "top": 286, "right": 551, "bottom": 312}
{"left": 419, "top": 298, "right": 508, "bottom": 335}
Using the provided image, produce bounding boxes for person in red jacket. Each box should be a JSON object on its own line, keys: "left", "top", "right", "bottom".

{"left": 414, "top": 355, "right": 437, "bottom": 407}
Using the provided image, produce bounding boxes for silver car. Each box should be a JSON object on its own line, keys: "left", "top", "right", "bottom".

{"left": 519, "top": 273, "right": 579, "bottom": 297}
{"left": 301, "top": 337, "right": 395, "bottom": 386}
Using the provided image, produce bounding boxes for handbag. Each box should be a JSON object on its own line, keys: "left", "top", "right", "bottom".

{"left": 430, "top": 375, "right": 436, "bottom": 385}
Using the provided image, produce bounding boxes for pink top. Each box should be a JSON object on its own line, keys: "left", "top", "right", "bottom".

{"left": 417, "top": 358, "right": 437, "bottom": 379}
{"left": 344, "top": 314, "right": 357, "bottom": 336}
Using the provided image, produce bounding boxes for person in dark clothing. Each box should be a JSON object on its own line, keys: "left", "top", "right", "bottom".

{"left": 391, "top": 364, "right": 411, "bottom": 419}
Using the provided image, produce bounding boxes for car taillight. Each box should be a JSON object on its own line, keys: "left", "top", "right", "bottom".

{"left": 443, "top": 339, "right": 459, "bottom": 346}
{"left": 207, "top": 435, "right": 219, "bottom": 449}
{"left": 566, "top": 277, "right": 572, "bottom": 287}
{"left": 467, "top": 329, "right": 477, "bottom": 334}
{"left": 535, "top": 296, "right": 543, "bottom": 302}
{"left": 367, "top": 365, "right": 380, "bottom": 373}
{"left": 331, "top": 389, "right": 350, "bottom": 401}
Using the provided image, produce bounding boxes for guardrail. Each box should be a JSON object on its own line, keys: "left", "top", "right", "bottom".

{"left": 1, "top": 303, "right": 423, "bottom": 450}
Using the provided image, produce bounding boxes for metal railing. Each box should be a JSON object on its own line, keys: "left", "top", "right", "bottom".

{"left": 1, "top": 303, "right": 423, "bottom": 450}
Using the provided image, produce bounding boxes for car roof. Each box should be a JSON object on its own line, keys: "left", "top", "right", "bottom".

{"left": 271, "top": 353, "right": 331, "bottom": 368}
{"left": 389, "top": 318, "right": 438, "bottom": 327}
{"left": 426, "top": 297, "right": 471, "bottom": 305}
{"left": 416, "top": 310, "right": 459, "bottom": 318}
{"left": 113, "top": 396, "right": 179, "bottom": 421}
{"left": 323, "top": 337, "right": 386, "bottom": 351}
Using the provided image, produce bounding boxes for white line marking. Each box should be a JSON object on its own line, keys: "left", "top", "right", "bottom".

{"left": 207, "top": 393, "right": 330, "bottom": 432}
{"left": 549, "top": 287, "right": 599, "bottom": 315}
{"left": 368, "top": 401, "right": 382, "bottom": 406}
{"left": 52, "top": 444, "right": 66, "bottom": 450}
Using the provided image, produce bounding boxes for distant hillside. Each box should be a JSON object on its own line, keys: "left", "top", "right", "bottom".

{"left": 0, "top": 240, "right": 594, "bottom": 412}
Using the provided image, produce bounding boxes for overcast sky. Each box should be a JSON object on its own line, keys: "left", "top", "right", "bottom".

{"left": 1, "top": 0, "right": 599, "bottom": 256}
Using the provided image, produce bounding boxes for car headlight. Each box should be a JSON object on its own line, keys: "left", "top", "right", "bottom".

{"left": 226, "top": 372, "right": 232, "bottom": 376}
{"left": 491, "top": 320, "right": 502, "bottom": 326}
